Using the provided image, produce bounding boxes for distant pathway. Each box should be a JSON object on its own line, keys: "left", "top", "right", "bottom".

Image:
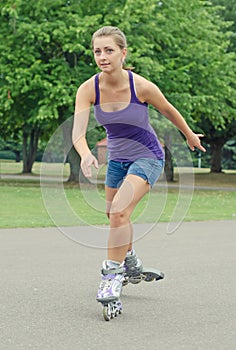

{"left": 1, "top": 173, "right": 236, "bottom": 191}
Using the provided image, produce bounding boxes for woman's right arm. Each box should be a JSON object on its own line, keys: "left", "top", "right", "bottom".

{"left": 72, "top": 79, "right": 98, "bottom": 178}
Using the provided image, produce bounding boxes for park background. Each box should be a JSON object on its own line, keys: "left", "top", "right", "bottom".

{"left": 0, "top": 0, "right": 236, "bottom": 229}
{"left": 0, "top": 2, "right": 236, "bottom": 349}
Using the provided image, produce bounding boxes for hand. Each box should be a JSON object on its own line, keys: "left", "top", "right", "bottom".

{"left": 187, "top": 133, "right": 206, "bottom": 152}
{"left": 81, "top": 152, "right": 99, "bottom": 178}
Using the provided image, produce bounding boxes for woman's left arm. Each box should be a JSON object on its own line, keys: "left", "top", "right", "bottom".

{"left": 139, "top": 78, "right": 206, "bottom": 152}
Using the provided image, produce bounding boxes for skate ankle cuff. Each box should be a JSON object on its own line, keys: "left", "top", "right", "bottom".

{"left": 102, "top": 266, "right": 125, "bottom": 275}
{"left": 101, "top": 260, "right": 125, "bottom": 275}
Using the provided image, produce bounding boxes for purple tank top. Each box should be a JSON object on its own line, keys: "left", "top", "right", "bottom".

{"left": 94, "top": 70, "right": 164, "bottom": 161}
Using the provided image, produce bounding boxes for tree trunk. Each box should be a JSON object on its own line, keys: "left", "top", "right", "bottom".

{"left": 61, "top": 116, "right": 89, "bottom": 183}
{"left": 14, "top": 150, "right": 21, "bottom": 162}
{"left": 210, "top": 139, "right": 225, "bottom": 173}
{"left": 164, "top": 133, "right": 174, "bottom": 181}
{"left": 22, "top": 127, "right": 40, "bottom": 173}
{"left": 67, "top": 146, "right": 81, "bottom": 182}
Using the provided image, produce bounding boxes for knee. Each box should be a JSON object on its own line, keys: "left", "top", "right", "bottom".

{"left": 109, "top": 211, "right": 129, "bottom": 227}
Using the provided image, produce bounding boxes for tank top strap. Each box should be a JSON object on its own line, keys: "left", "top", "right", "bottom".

{"left": 128, "top": 70, "right": 145, "bottom": 104}
{"left": 94, "top": 73, "right": 100, "bottom": 105}
{"left": 95, "top": 70, "right": 145, "bottom": 106}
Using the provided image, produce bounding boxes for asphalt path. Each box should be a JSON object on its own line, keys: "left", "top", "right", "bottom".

{"left": 0, "top": 221, "right": 235, "bottom": 350}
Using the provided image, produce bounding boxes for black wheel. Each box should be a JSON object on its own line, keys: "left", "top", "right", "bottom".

{"left": 122, "top": 278, "right": 129, "bottom": 286}
{"left": 103, "top": 305, "right": 111, "bottom": 321}
{"left": 144, "top": 273, "right": 155, "bottom": 282}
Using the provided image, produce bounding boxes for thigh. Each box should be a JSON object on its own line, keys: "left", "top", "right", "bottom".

{"left": 105, "top": 160, "right": 127, "bottom": 189}
{"left": 110, "top": 174, "right": 150, "bottom": 217}
{"left": 105, "top": 185, "right": 118, "bottom": 217}
{"left": 127, "top": 158, "right": 164, "bottom": 187}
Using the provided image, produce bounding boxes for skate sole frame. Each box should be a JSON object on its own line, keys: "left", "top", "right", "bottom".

{"left": 123, "top": 267, "right": 164, "bottom": 286}
{"left": 98, "top": 300, "right": 122, "bottom": 321}
{"left": 97, "top": 267, "right": 164, "bottom": 321}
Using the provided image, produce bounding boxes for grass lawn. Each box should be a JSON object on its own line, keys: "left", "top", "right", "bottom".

{"left": 0, "top": 180, "right": 235, "bottom": 228}
{"left": 1, "top": 159, "right": 236, "bottom": 187}
{"left": 1, "top": 160, "right": 235, "bottom": 228}
{"left": 0, "top": 159, "right": 70, "bottom": 177}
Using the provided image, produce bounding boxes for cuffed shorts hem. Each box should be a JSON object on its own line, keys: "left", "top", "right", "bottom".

{"left": 105, "top": 158, "right": 164, "bottom": 189}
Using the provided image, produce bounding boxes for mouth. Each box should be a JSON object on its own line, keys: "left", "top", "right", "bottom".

{"left": 100, "top": 63, "right": 110, "bottom": 68}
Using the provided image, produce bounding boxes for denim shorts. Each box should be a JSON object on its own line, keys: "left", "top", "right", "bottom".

{"left": 105, "top": 158, "right": 164, "bottom": 188}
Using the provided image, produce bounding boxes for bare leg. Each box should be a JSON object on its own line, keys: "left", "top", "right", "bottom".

{"left": 128, "top": 222, "right": 133, "bottom": 252}
{"left": 105, "top": 186, "right": 118, "bottom": 219}
{"left": 105, "top": 187, "right": 133, "bottom": 252}
{"left": 107, "top": 175, "right": 150, "bottom": 263}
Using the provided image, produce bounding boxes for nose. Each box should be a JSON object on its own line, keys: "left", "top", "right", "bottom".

{"left": 100, "top": 50, "right": 107, "bottom": 60}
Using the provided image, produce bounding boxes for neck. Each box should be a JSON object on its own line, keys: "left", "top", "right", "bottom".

{"left": 100, "top": 69, "right": 128, "bottom": 88}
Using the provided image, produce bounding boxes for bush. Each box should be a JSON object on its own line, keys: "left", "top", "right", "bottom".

{"left": 0, "top": 150, "right": 16, "bottom": 160}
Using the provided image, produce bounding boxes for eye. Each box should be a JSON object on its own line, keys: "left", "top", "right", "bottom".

{"left": 94, "top": 49, "right": 101, "bottom": 55}
{"left": 106, "top": 49, "right": 114, "bottom": 54}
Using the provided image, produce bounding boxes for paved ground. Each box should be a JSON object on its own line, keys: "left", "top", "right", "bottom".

{"left": 0, "top": 221, "right": 236, "bottom": 350}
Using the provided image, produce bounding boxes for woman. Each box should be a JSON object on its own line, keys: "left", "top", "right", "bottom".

{"left": 72, "top": 26, "right": 206, "bottom": 315}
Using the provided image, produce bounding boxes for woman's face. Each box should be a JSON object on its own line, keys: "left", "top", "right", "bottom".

{"left": 93, "top": 36, "right": 127, "bottom": 72}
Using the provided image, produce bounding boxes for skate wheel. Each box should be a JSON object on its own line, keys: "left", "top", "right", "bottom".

{"left": 103, "top": 305, "right": 111, "bottom": 321}
{"left": 116, "top": 301, "right": 122, "bottom": 315}
{"left": 130, "top": 278, "right": 142, "bottom": 284}
{"left": 142, "top": 267, "right": 164, "bottom": 282}
{"left": 143, "top": 273, "right": 155, "bottom": 282}
{"left": 122, "top": 278, "right": 129, "bottom": 286}
{"left": 114, "top": 309, "right": 119, "bottom": 317}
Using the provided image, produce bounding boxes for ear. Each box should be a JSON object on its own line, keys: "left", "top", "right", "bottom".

{"left": 122, "top": 47, "right": 127, "bottom": 60}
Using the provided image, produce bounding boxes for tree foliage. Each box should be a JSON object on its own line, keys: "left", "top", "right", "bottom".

{"left": 0, "top": 0, "right": 235, "bottom": 176}
{"left": 0, "top": 0, "right": 101, "bottom": 172}
{"left": 192, "top": 0, "right": 236, "bottom": 171}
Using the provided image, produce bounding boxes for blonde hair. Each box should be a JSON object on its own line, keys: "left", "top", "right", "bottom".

{"left": 91, "top": 26, "right": 134, "bottom": 70}
{"left": 91, "top": 26, "right": 127, "bottom": 50}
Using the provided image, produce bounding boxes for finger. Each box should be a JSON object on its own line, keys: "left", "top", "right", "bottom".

{"left": 82, "top": 163, "right": 92, "bottom": 178}
{"left": 198, "top": 144, "right": 206, "bottom": 152}
{"left": 94, "top": 158, "right": 99, "bottom": 169}
{"left": 187, "top": 141, "right": 195, "bottom": 151}
{"left": 196, "top": 135, "right": 206, "bottom": 152}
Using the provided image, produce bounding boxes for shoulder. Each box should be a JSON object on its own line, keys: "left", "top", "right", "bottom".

{"left": 76, "top": 75, "right": 97, "bottom": 105}
{"left": 132, "top": 72, "right": 159, "bottom": 103}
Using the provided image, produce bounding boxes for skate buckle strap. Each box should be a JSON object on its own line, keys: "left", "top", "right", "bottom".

{"left": 102, "top": 266, "right": 125, "bottom": 275}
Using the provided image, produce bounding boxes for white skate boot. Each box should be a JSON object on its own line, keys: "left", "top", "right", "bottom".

{"left": 96, "top": 260, "right": 125, "bottom": 321}
{"left": 123, "top": 249, "right": 164, "bottom": 286}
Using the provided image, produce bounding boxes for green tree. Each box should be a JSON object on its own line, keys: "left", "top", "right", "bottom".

{"left": 0, "top": 0, "right": 101, "bottom": 175}
{"left": 202, "top": 0, "right": 236, "bottom": 172}
{"left": 155, "top": 0, "right": 236, "bottom": 173}
{"left": 96, "top": 0, "right": 236, "bottom": 174}
{"left": 1, "top": 0, "right": 235, "bottom": 179}
{"left": 212, "top": 0, "right": 236, "bottom": 50}
{"left": 195, "top": 0, "right": 236, "bottom": 171}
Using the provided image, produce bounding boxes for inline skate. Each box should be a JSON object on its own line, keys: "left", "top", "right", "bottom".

{"left": 96, "top": 260, "right": 125, "bottom": 321}
{"left": 123, "top": 249, "right": 164, "bottom": 286}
